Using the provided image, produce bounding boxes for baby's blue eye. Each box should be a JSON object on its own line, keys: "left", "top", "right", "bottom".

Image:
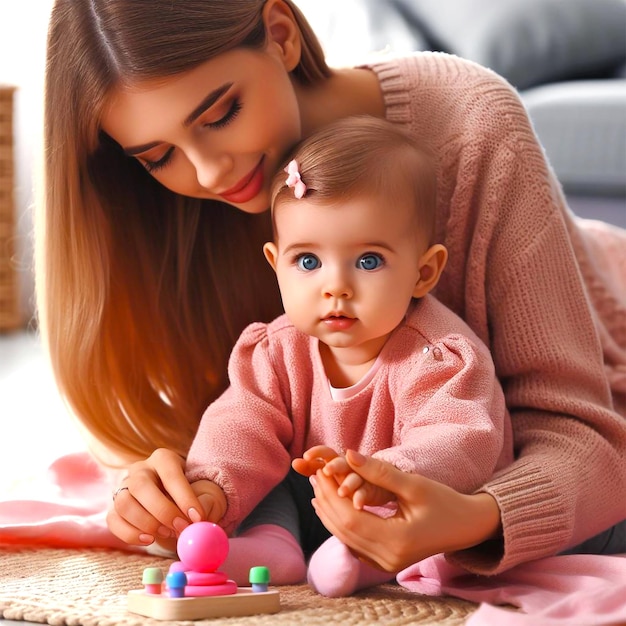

{"left": 297, "top": 254, "right": 321, "bottom": 271}
{"left": 358, "top": 254, "right": 383, "bottom": 271}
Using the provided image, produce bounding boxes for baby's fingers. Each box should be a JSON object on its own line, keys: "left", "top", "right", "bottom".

{"left": 293, "top": 446, "right": 340, "bottom": 477}
{"left": 337, "top": 471, "right": 364, "bottom": 499}
{"left": 292, "top": 456, "right": 325, "bottom": 477}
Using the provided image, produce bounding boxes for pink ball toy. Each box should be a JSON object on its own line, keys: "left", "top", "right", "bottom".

{"left": 177, "top": 522, "right": 229, "bottom": 573}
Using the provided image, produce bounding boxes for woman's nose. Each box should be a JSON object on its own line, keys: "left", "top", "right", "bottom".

{"left": 188, "top": 149, "right": 233, "bottom": 191}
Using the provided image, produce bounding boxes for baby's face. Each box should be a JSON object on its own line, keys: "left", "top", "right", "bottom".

{"left": 264, "top": 193, "right": 426, "bottom": 359}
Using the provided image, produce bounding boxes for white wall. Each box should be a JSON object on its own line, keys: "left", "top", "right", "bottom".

{"left": 0, "top": 1, "right": 53, "bottom": 323}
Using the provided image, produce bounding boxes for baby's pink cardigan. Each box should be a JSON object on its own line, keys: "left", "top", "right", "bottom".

{"left": 365, "top": 53, "right": 626, "bottom": 574}
{"left": 187, "top": 296, "right": 512, "bottom": 535}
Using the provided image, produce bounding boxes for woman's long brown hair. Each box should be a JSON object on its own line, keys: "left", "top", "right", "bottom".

{"left": 38, "top": 0, "right": 331, "bottom": 464}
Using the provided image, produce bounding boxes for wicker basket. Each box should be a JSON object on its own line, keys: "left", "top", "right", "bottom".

{"left": 0, "top": 85, "right": 22, "bottom": 331}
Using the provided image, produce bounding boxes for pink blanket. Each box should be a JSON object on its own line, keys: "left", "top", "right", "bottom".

{"left": 397, "top": 552, "right": 626, "bottom": 625}
{"left": 2, "top": 452, "right": 625, "bottom": 624}
{"left": 0, "top": 451, "right": 134, "bottom": 551}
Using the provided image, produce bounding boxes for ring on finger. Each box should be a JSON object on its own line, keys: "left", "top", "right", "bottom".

{"left": 112, "top": 486, "right": 130, "bottom": 501}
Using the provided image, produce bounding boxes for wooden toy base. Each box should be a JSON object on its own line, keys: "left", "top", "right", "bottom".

{"left": 127, "top": 587, "right": 280, "bottom": 620}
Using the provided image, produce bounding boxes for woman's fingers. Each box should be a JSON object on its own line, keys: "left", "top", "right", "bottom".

{"left": 149, "top": 449, "right": 205, "bottom": 524}
{"left": 108, "top": 448, "right": 204, "bottom": 545}
{"left": 106, "top": 491, "right": 170, "bottom": 546}
{"left": 345, "top": 450, "right": 419, "bottom": 500}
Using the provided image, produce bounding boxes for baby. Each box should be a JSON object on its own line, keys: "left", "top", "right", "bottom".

{"left": 185, "top": 115, "right": 513, "bottom": 597}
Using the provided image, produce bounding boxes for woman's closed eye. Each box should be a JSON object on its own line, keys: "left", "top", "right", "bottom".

{"left": 205, "top": 97, "right": 242, "bottom": 130}
{"left": 142, "top": 146, "right": 174, "bottom": 173}
{"left": 139, "top": 98, "right": 243, "bottom": 173}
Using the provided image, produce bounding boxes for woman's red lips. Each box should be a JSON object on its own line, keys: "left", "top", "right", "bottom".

{"left": 219, "top": 158, "right": 264, "bottom": 204}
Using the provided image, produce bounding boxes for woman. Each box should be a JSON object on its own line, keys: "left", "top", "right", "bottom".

{"left": 39, "top": 0, "right": 625, "bottom": 578}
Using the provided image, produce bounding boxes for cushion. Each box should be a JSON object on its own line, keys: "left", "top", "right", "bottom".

{"left": 522, "top": 80, "right": 626, "bottom": 195}
{"left": 391, "top": 0, "right": 626, "bottom": 89}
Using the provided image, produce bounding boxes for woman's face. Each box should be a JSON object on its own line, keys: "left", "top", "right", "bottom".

{"left": 102, "top": 46, "right": 302, "bottom": 214}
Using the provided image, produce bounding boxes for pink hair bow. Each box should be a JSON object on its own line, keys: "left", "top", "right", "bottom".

{"left": 284, "top": 159, "right": 307, "bottom": 199}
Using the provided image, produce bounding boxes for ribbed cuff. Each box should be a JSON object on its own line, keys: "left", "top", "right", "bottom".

{"left": 447, "top": 457, "right": 572, "bottom": 575}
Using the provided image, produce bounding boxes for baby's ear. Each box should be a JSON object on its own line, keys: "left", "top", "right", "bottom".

{"left": 263, "top": 242, "right": 279, "bottom": 272}
{"left": 413, "top": 244, "right": 448, "bottom": 298}
{"left": 262, "top": 0, "right": 301, "bottom": 72}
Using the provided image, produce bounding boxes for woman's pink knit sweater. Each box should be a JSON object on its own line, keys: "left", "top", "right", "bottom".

{"left": 367, "top": 52, "right": 625, "bottom": 573}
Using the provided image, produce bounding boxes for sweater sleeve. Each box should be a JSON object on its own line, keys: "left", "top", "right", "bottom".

{"left": 185, "top": 322, "right": 294, "bottom": 535}
{"left": 374, "top": 333, "right": 511, "bottom": 494}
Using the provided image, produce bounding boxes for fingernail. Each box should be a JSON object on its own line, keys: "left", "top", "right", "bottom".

{"left": 347, "top": 449, "right": 366, "bottom": 465}
{"left": 157, "top": 525, "right": 172, "bottom": 538}
{"left": 188, "top": 507, "right": 202, "bottom": 523}
{"left": 309, "top": 475, "right": 317, "bottom": 488}
{"left": 139, "top": 534, "right": 154, "bottom": 544}
{"left": 173, "top": 517, "right": 189, "bottom": 533}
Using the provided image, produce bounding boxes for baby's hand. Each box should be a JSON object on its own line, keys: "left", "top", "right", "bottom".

{"left": 321, "top": 455, "right": 353, "bottom": 489}
{"left": 339, "top": 473, "right": 393, "bottom": 510}
{"left": 294, "top": 446, "right": 395, "bottom": 509}
{"left": 292, "top": 445, "right": 340, "bottom": 477}
{"left": 189, "top": 480, "right": 227, "bottom": 523}
{"left": 324, "top": 460, "right": 395, "bottom": 510}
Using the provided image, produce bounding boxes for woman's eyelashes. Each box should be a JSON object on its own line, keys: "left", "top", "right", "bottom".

{"left": 141, "top": 98, "right": 243, "bottom": 173}
{"left": 143, "top": 146, "right": 174, "bottom": 173}
{"left": 206, "top": 97, "right": 242, "bottom": 130}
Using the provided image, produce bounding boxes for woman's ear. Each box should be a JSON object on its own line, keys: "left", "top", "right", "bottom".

{"left": 262, "top": 0, "right": 301, "bottom": 72}
{"left": 263, "top": 241, "right": 279, "bottom": 272}
{"left": 413, "top": 244, "right": 448, "bottom": 298}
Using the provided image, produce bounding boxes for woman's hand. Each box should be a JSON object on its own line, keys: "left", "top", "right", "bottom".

{"left": 311, "top": 450, "right": 502, "bottom": 572}
{"left": 106, "top": 448, "right": 209, "bottom": 550}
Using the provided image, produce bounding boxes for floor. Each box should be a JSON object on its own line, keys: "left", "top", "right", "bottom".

{"left": 0, "top": 330, "right": 85, "bottom": 494}
{"left": 0, "top": 331, "right": 87, "bottom": 626}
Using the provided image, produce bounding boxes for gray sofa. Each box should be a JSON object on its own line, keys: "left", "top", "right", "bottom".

{"left": 315, "top": 0, "right": 626, "bottom": 227}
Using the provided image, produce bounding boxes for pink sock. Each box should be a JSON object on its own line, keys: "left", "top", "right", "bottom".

{"left": 222, "top": 524, "right": 306, "bottom": 585}
{"left": 307, "top": 535, "right": 395, "bottom": 597}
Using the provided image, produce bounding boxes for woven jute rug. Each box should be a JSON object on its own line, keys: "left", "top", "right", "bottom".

{"left": 0, "top": 544, "right": 478, "bottom": 625}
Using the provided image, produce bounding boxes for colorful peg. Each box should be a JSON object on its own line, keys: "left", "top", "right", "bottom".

{"left": 142, "top": 567, "right": 164, "bottom": 594}
{"left": 249, "top": 566, "right": 270, "bottom": 593}
{"left": 165, "top": 570, "right": 188, "bottom": 598}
